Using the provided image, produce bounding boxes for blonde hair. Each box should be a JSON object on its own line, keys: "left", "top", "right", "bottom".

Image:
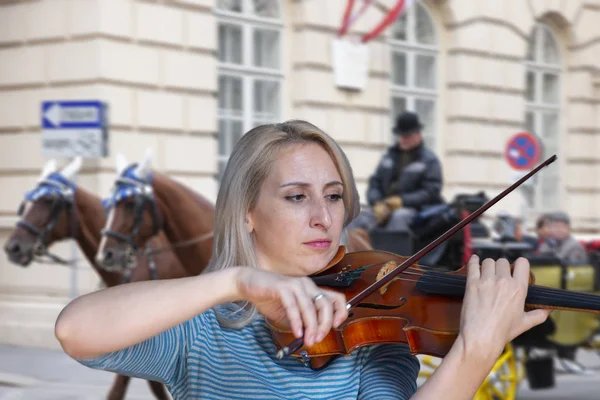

{"left": 207, "top": 120, "right": 360, "bottom": 328}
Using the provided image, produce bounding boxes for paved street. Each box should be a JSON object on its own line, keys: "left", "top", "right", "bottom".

{"left": 517, "top": 351, "right": 600, "bottom": 399}
{"left": 1, "top": 344, "right": 599, "bottom": 399}
{"left": 416, "top": 348, "right": 600, "bottom": 400}
{"left": 0, "top": 344, "right": 160, "bottom": 400}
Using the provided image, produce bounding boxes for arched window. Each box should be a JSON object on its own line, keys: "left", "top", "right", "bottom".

{"left": 389, "top": 1, "right": 438, "bottom": 149}
{"left": 525, "top": 23, "right": 561, "bottom": 211}
{"left": 216, "top": 0, "right": 282, "bottom": 179}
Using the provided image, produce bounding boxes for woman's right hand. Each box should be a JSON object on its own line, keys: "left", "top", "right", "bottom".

{"left": 234, "top": 267, "right": 348, "bottom": 347}
{"left": 458, "top": 255, "right": 551, "bottom": 361}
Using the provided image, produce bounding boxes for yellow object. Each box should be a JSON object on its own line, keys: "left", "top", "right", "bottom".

{"left": 418, "top": 344, "right": 523, "bottom": 400}
{"left": 373, "top": 201, "right": 391, "bottom": 225}
{"left": 474, "top": 344, "right": 523, "bottom": 400}
{"left": 384, "top": 195, "right": 403, "bottom": 210}
{"left": 531, "top": 264, "right": 600, "bottom": 346}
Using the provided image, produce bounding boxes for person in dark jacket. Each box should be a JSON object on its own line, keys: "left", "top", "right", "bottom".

{"left": 348, "top": 111, "right": 444, "bottom": 234}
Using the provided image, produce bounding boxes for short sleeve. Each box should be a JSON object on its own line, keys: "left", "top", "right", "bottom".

{"left": 75, "top": 313, "right": 206, "bottom": 386}
{"left": 357, "top": 344, "right": 420, "bottom": 400}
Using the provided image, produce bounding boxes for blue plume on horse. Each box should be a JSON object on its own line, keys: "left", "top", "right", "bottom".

{"left": 24, "top": 173, "right": 76, "bottom": 202}
{"left": 102, "top": 164, "right": 154, "bottom": 210}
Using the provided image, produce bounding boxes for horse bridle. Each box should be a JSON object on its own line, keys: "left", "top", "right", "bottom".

{"left": 102, "top": 173, "right": 163, "bottom": 275}
{"left": 101, "top": 169, "right": 215, "bottom": 279}
{"left": 16, "top": 177, "right": 78, "bottom": 265}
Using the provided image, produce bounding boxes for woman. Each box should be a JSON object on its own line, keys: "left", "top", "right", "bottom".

{"left": 55, "top": 120, "right": 550, "bottom": 399}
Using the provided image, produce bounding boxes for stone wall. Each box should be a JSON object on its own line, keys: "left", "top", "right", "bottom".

{"left": 0, "top": 0, "right": 218, "bottom": 349}
{"left": 1, "top": 0, "right": 600, "bottom": 349}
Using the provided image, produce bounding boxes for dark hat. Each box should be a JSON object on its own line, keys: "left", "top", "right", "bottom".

{"left": 393, "top": 111, "right": 424, "bottom": 136}
{"left": 549, "top": 211, "right": 570, "bottom": 225}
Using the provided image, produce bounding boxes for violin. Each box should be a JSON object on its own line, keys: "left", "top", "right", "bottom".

{"left": 267, "top": 155, "right": 600, "bottom": 369}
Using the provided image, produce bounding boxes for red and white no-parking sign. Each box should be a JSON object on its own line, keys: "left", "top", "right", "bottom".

{"left": 504, "top": 132, "right": 541, "bottom": 171}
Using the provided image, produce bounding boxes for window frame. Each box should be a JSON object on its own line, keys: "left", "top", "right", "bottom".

{"left": 216, "top": 1, "right": 284, "bottom": 179}
{"left": 524, "top": 23, "right": 562, "bottom": 212}
{"left": 389, "top": 1, "right": 439, "bottom": 150}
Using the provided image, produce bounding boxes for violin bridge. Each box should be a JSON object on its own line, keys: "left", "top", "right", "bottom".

{"left": 376, "top": 261, "right": 398, "bottom": 296}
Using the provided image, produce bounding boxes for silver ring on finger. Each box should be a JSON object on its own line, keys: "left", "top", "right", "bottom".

{"left": 313, "top": 293, "right": 326, "bottom": 303}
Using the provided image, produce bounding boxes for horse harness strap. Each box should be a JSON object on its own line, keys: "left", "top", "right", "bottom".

{"left": 102, "top": 173, "right": 166, "bottom": 276}
{"left": 102, "top": 176, "right": 163, "bottom": 250}
{"left": 17, "top": 177, "right": 81, "bottom": 265}
{"left": 141, "top": 231, "right": 214, "bottom": 257}
{"left": 120, "top": 231, "right": 212, "bottom": 285}
{"left": 102, "top": 171, "right": 212, "bottom": 279}
{"left": 121, "top": 241, "right": 159, "bottom": 284}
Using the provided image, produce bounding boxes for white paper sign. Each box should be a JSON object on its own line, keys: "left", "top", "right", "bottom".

{"left": 331, "top": 38, "right": 370, "bottom": 91}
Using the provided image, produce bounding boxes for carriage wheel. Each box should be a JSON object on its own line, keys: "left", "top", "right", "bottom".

{"left": 475, "top": 344, "right": 523, "bottom": 400}
{"left": 418, "top": 345, "right": 523, "bottom": 399}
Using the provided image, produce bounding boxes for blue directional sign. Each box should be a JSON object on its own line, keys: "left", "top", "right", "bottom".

{"left": 41, "top": 100, "right": 109, "bottom": 158}
{"left": 505, "top": 132, "right": 541, "bottom": 171}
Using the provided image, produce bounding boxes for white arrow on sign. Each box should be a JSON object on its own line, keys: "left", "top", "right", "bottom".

{"left": 508, "top": 148, "right": 520, "bottom": 159}
{"left": 43, "top": 103, "right": 100, "bottom": 127}
{"left": 44, "top": 103, "right": 61, "bottom": 127}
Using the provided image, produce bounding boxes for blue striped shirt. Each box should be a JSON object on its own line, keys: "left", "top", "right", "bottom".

{"left": 77, "top": 307, "right": 420, "bottom": 399}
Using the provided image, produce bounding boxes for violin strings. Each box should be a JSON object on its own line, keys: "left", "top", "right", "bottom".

{"left": 355, "top": 264, "right": 600, "bottom": 311}
{"left": 377, "top": 265, "right": 600, "bottom": 306}
{"left": 421, "top": 271, "right": 600, "bottom": 304}
{"left": 416, "top": 271, "right": 600, "bottom": 311}
{"left": 417, "top": 271, "right": 596, "bottom": 302}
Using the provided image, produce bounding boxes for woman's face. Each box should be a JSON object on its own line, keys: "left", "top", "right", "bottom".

{"left": 247, "top": 142, "right": 346, "bottom": 276}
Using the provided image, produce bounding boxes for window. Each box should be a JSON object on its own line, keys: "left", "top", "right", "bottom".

{"left": 525, "top": 23, "right": 561, "bottom": 211}
{"left": 389, "top": 1, "right": 438, "bottom": 149}
{"left": 216, "top": 0, "right": 283, "bottom": 179}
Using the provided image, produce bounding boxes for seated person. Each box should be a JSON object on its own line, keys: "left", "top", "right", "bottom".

{"left": 529, "top": 213, "right": 552, "bottom": 252}
{"left": 533, "top": 212, "right": 592, "bottom": 374}
{"left": 538, "top": 211, "right": 588, "bottom": 265}
{"left": 348, "top": 111, "right": 444, "bottom": 234}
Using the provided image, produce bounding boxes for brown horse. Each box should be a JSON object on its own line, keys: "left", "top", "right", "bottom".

{"left": 95, "top": 149, "right": 371, "bottom": 276}
{"left": 3, "top": 157, "right": 184, "bottom": 400}
{"left": 96, "top": 150, "right": 215, "bottom": 276}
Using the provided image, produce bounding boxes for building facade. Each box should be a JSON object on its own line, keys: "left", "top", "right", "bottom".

{"left": 0, "top": 0, "right": 599, "bottom": 348}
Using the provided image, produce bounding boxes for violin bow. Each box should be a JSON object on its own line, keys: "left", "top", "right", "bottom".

{"left": 277, "top": 154, "right": 557, "bottom": 359}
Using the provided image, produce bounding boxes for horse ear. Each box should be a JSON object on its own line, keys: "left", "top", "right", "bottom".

{"left": 134, "top": 148, "right": 153, "bottom": 180}
{"left": 61, "top": 156, "right": 83, "bottom": 181}
{"left": 39, "top": 159, "right": 57, "bottom": 180}
{"left": 116, "top": 153, "right": 129, "bottom": 176}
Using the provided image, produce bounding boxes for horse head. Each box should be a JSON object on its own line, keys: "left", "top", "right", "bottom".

{"left": 4, "top": 157, "right": 82, "bottom": 266}
{"left": 97, "top": 149, "right": 163, "bottom": 273}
